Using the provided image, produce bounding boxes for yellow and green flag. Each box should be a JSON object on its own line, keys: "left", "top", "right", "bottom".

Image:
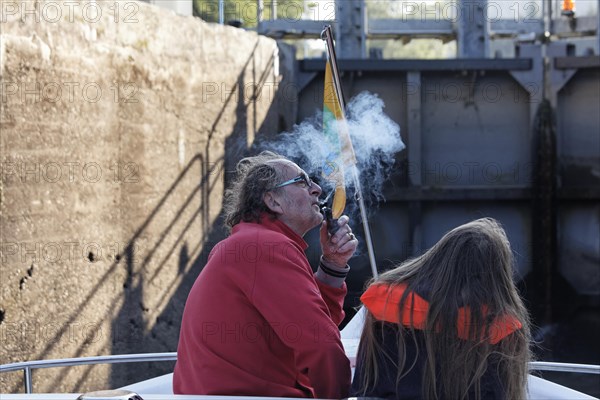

{"left": 322, "top": 59, "right": 357, "bottom": 219}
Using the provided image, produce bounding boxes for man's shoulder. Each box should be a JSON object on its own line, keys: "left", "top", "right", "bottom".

{"left": 207, "top": 222, "right": 303, "bottom": 265}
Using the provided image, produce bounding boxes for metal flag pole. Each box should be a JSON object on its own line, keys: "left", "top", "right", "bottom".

{"left": 321, "top": 25, "right": 379, "bottom": 279}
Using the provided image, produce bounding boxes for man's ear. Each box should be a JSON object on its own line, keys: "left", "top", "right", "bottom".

{"left": 263, "top": 191, "right": 283, "bottom": 215}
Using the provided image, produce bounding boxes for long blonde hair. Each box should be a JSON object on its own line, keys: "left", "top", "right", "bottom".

{"left": 356, "top": 218, "right": 531, "bottom": 400}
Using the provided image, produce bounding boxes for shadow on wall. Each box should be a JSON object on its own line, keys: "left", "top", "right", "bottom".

{"left": 5, "top": 40, "right": 281, "bottom": 391}
{"left": 13, "top": 152, "right": 221, "bottom": 393}
{"left": 107, "top": 152, "right": 226, "bottom": 388}
{"left": 106, "top": 41, "right": 279, "bottom": 388}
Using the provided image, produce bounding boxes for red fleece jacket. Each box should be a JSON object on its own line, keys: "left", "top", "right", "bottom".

{"left": 173, "top": 216, "right": 351, "bottom": 398}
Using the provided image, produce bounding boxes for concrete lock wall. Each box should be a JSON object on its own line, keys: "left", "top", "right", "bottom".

{"left": 0, "top": 0, "right": 288, "bottom": 392}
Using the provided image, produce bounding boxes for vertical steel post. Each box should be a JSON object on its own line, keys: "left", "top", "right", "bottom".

{"left": 218, "top": 0, "right": 224, "bottom": 24}
{"left": 257, "top": 0, "right": 264, "bottom": 23}
{"left": 335, "top": 0, "right": 366, "bottom": 58}
{"left": 271, "top": 0, "right": 277, "bottom": 20}
{"left": 457, "top": 0, "right": 489, "bottom": 58}
{"left": 24, "top": 367, "right": 33, "bottom": 393}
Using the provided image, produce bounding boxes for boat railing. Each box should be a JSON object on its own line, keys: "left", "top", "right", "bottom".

{"left": 0, "top": 352, "right": 176, "bottom": 394}
{"left": 1, "top": 353, "right": 599, "bottom": 394}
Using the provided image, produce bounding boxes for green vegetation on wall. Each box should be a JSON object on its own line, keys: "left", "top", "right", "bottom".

{"left": 194, "top": 0, "right": 304, "bottom": 28}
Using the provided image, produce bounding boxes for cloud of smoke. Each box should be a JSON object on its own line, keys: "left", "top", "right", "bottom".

{"left": 258, "top": 91, "right": 405, "bottom": 207}
{"left": 345, "top": 91, "right": 405, "bottom": 200}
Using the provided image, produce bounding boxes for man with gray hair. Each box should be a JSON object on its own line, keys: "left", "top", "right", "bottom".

{"left": 173, "top": 151, "right": 358, "bottom": 398}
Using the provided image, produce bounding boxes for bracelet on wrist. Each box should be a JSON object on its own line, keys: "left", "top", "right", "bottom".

{"left": 319, "top": 259, "right": 349, "bottom": 278}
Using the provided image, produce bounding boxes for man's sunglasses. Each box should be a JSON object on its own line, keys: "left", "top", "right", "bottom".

{"left": 272, "top": 171, "right": 314, "bottom": 189}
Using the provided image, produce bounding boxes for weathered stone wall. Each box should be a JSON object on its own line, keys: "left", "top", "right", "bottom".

{"left": 0, "top": 0, "right": 289, "bottom": 392}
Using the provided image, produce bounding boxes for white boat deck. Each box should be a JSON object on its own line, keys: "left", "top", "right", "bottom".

{"left": 1, "top": 308, "right": 598, "bottom": 399}
{"left": 0, "top": 375, "right": 598, "bottom": 400}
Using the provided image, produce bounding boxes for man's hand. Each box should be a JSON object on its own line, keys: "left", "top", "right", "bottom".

{"left": 320, "top": 215, "right": 358, "bottom": 268}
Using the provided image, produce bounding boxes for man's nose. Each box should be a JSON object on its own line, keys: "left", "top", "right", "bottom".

{"left": 311, "top": 182, "right": 322, "bottom": 196}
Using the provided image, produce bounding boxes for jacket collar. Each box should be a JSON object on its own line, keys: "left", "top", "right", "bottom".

{"left": 361, "top": 283, "right": 522, "bottom": 344}
{"left": 232, "top": 213, "right": 309, "bottom": 251}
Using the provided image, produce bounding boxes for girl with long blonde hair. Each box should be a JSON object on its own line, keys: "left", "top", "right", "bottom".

{"left": 352, "top": 218, "right": 532, "bottom": 399}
